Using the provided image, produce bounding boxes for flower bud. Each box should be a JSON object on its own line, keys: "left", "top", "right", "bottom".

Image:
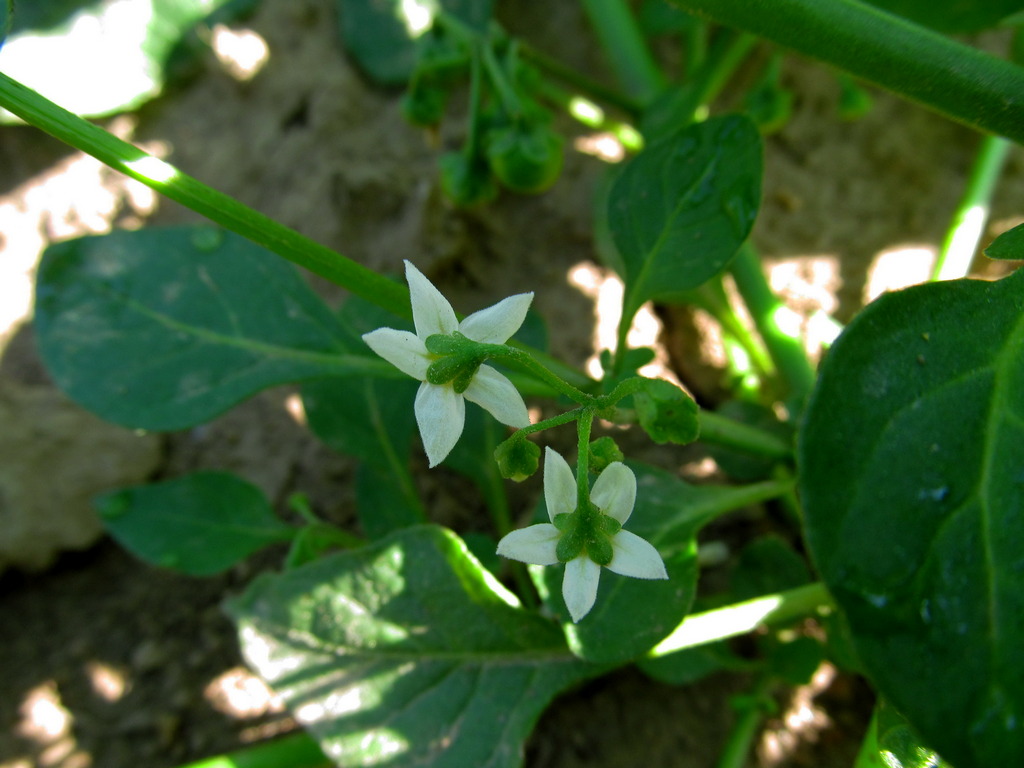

{"left": 634, "top": 378, "right": 700, "bottom": 445}
{"left": 588, "top": 436, "right": 624, "bottom": 473}
{"left": 494, "top": 437, "right": 540, "bottom": 482}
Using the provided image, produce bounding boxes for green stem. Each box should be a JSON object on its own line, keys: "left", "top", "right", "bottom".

{"left": 655, "top": 478, "right": 795, "bottom": 541}
{"left": 581, "top": 0, "right": 666, "bottom": 104}
{"left": 519, "top": 42, "right": 643, "bottom": 116}
{"left": 729, "top": 243, "right": 816, "bottom": 405}
{"left": 667, "top": 0, "right": 1024, "bottom": 143}
{"left": 576, "top": 408, "right": 595, "bottom": 499}
{"left": 716, "top": 676, "right": 775, "bottom": 768}
{"left": 690, "top": 29, "right": 757, "bottom": 115}
{"left": 0, "top": 73, "right": 410, "bottom": 319}
{"left": 481, "top": 40, "right": 522, "bottom": 117}
{"left": 490, "top": 345, "right": 594, "bottom": 403}
{"left": 648, "top": 582, "right": 833, "bottom": 656}
{"left": 514, "top": 406, "right": 585, "bottom": 438}
{"left": 177, "top": 732, "right": 330, "bottom": 768}
{"left": 697, "top": 411, "right": 792, "bottom": 459}
{"left": 932, "top": 134, "right": 1012, "bottom": 280}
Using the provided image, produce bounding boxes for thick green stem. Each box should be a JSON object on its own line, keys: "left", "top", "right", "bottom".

{"left": 932, "top": 134, "right": 1012, "bottom": 280}
{"left": 649, "top": 582, "right": 833, "bottom": 656}
{"left": 697, "top": 411, "right": 792, "bottom": 459}
{"left": 729, "top": 243, "right": 816, "bottom": 405}
{"left": 0, "top": 73, "right": 410, "bottom": 319}
{"left": 581, "top": 0, "right": 666, "bottom": 104}
{"left": 667, "top": 0, "right": 1024, "bottom": 143}
{"left": 178, "top": 732, "right": 330, "bottom": 768}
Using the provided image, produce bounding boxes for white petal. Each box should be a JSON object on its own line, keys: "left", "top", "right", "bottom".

{"left": 606, "top": 530, "right": 668, "bottom": 580}
{"left": 590, "top": 462, "right": 636, "bottom": 524}
{"left": 362, "top": 328, "right": 430, "bottom": 380}
{"left": 414, "top": 381, "right": 465, "bottom": 467}
{"left": 462, "top": 365, "right": 530, "bottom": 428}
{"left": 543, "top": 447, "right": 577, "bottom": 522}
{"left": 405, "top": 260, "right": 458, "bottom": 338}
{"left": 563, "top": 556, "right": 601, "bottom": 622}
{"left": 458, "top": 292, "right": 534, "bottom": 344}
{"left": 496, "top": 524, "right": 560, "bottom": 565}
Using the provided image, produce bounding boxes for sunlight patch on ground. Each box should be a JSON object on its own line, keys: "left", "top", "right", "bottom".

{"left": 14, "top": 682, "right": 91, "bottom": 768}
{"left": 864, "top": 245, "right": 936, "bottom": 303}
{"left": 573, "top": 133, "right": 626, "bottom": 163}
{"left": 84, "top": 661, "right": 130, "bottom": 703}
{"left": 204, "top": 666, "right": 284, "bottom": 718}
{"left": 758, "top": 662, "right": 836, "bottom": 767}
{"left": 0, "top": 117, "right": 163, "bottom": 355}
{"left": 765, "top": 253, "right": 842, "bottom": 360}
{"left": 283, "top": 392, "right": 308, "bottom": 426}
{"left": 210, "top": 25, "right": 270, "bottom": 81}
{"left": 566, "top": 261, "right": 678, "bottom": 384}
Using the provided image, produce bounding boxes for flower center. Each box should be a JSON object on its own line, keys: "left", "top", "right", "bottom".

{"left": 424, "top": 332, "right": 486, "bottom": 393}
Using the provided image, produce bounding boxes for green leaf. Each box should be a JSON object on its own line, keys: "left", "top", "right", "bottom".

{"left": 95, "top": 471, "right": 294, "bottom": 575}
{"left": 864, "top": 0, "right": 1021, "bottom": 33}
{"left": 855, "top": 699, "right": 953, "bottom": 768}
{"left": 34, "top": 226, "right": 376, "bottom": 431}
{"left": 985, "top": 222, "right": 1024, "bottom": 261}
{"left": 0, "top": 0, "right": 243, "bottom": 119}
{"left": 799, "top": 269, "right": 1024, "bottom": 767}
{"left": 228, "top": 525, "right": 598, "bottom": 768}
{"left": 336, "top": 0, "right": 492, "bottom": 86}
{"left": 607, "top": 115, "right": 762, "bottom": 324}
{"left": 356, "top": 462, "right": 425, "bottom": 538}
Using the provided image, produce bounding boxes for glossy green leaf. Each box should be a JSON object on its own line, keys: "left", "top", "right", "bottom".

{"left": 95, "top": 471, "right": 294, "bottom": 575}
{"left": 985, "top": 222, "right": 1024, "bottom": 261}
{"left": 34, "top": 226, "right": 380, "bottom": 431}
{"left": 607, "top": 115, "right": 762, "bottom": 323}
{"left": 537, "top": 462, "right": 781, "bottom": 664}
{"left": 855, "top": 699, "right": 952, "bottom": 768}
{"left": 865, "top": 0, "right": 1020, "bottom": 33}
{"left": 800, "top": 269, "right": 1024, "bottom": 767}
{"left": 228, "top": 525, "right": 598, "bottom": 768}
{"left": 0, "top": 0, "right": 243, "bottom": 119}
{"left": 336, "top": 0, "right": 492, "bottom": 86}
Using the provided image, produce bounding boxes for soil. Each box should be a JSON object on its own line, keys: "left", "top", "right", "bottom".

{"left": 2, "top": 2, "right": 1022, "bottom": 768}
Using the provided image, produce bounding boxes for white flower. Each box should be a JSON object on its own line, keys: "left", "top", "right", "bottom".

{"left": 362, "top": 260, "right": 533, "bottom": 467}
{"left": 496, "top": 447, "right": 668, "bottom": 622}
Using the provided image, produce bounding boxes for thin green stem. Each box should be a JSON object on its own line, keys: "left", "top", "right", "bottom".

{"left": 581, "top": 0, "right": 666, "bottom": 104}
{"left": 932, "top": 134, "right": 1012, "bottom": 280}
{"left": 729, "top": 243, "right": 816, "bottom": 406}
{"left": 576, "top": 408, "right": 595, "bottom": 500}
{"left": 514, "top": 407, "right": 585, "bottom": 438}
{"left": 690, "top": 29, "right": 757, "bottom": 115}
{"left": 648, "top": 582, "right": 833, "bottom": 656}
{"left": 0, "top": 73, "right": 410, "bottom": 319}
{"left": 697, "top": 411, "right": 792, "bottom": 459}
{"left": 489, "top": 345, "right": 593, "bottom": 403}
{"left": 177, "top": 732, "right": 330, "bottom": 768}
{"left": 716, "top": 675, "right": 775, "bottom": 768}
{"left": 519, "top": 42, "right": 643, "bottom": 116}
{"left": 667, "top": 0, "right": 1024, "bottom": 143}
{"left": 481, "top": 40, "right": 522, "bottom": 117}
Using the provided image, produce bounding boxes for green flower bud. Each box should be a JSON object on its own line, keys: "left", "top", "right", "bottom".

{"left": 439, "top": 151, "right": 498, "bottom": 207}
{"left": 588, "top": 436, "right": 625, "bottom": 473}
{"left": 401, "top": 82, "right": 448, "bottom": 127}
{"left": 494, "top": 437, "right": 541, "bottom": 482}
{"left": 634, "top": 378, "right": 700, "bottom": 445}
{"left": 485, "top": 122, "right": 564, "bottom": 194}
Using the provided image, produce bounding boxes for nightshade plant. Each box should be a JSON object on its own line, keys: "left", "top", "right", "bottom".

{"left": 4, "top": 1, "right": 1024, "bottom": 767}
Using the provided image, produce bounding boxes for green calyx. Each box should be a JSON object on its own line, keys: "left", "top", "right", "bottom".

{"left": 552, "top": 503, "right": 621, "bottom": 567}
{"left": 424, "top": 332, "right": 487, "bottom": 393}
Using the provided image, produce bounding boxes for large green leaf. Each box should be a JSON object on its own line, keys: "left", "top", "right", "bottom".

{"left": 228, "top": 525, "right": 598, "bottom": 768}
{"left": 607, "top": 114, "right": 762, "bottom": 324}
{"left": 336, "top": 0, "right": 492, "bottom": 86}
{"left": 985, "top": 221, "right": 1024, "bottom": 261}
{"left": 864, "top": 0, "right": 1020, "bottom": 33}
{"left": 855, "top": 699, "right": 952, "bottom": 768}
{"left": 35, "top": 226, "right": 381, "bottom": 431}
{"left": 799, "top": 269, "right": 1024, "bottom": 767}
{"left": 95, "top": 471, "right": 295, "bottom": 575}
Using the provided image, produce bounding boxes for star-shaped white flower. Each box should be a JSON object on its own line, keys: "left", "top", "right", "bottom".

{"left": 362, "top": 260, "right": 533, "bottom": 467}
{"left": 496, "top": 447, "right": 668, "bottom": 622}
